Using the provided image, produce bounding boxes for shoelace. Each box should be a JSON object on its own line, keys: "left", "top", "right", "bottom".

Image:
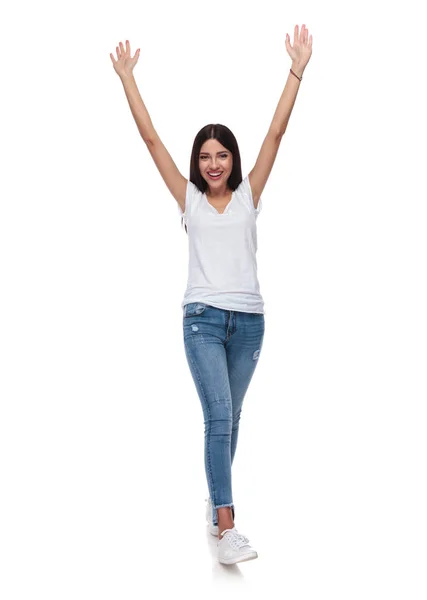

{"left": 220, "top": 528, "right": 250, "bottom": 549}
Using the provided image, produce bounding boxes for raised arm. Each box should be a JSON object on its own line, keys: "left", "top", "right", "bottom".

{"left": 248, "top": 24, "right": 313, "bottom": 208}
{"left": 110, "top": 41, "right": 187, "bottom": 210}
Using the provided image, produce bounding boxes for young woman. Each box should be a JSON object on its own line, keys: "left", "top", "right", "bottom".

{"left": 110, "top": 25, "right": 313, "bottom": 565}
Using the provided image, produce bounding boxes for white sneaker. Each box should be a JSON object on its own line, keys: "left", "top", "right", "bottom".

{"left": 205, "top": 497, "right": 218, "bottom": 536}
{"left": 217, "top": 527, "right": 258, "bottom": 565}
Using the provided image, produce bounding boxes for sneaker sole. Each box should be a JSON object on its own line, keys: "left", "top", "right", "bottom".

{"left": 219, "top": 551, "right": 258, "bottom": 565}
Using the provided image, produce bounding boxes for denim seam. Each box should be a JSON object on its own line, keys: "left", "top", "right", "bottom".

{"left": 183, "top": 335, "right": 215, "bottom": 506}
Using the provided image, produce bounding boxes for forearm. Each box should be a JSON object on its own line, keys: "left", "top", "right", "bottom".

{"left": 120, "top": 74, "right": 156, "bottom": 142}
{"left": 270, "top": 61, "right": 305, "bottom": 138}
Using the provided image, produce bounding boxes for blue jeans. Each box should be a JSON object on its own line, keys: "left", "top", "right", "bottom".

{"left": 183, "top": 302, "right": 265, "bottom": 526}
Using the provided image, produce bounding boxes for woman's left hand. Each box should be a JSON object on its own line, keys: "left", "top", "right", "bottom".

{"left": 285, "top": 24, "right": 313, "bottom": 73}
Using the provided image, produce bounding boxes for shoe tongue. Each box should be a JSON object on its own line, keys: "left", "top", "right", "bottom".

{"left": 220, "top": 527, "right": 235, "bottom": 538}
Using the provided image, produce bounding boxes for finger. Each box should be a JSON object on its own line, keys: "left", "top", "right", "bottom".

{"left": 109, "top": 52, "right": 116, "bottom": 64}
{"left": 119, "top": 41, "right": 125, "bottom": 55}
{"left": 126, "top": 39, "right": 130, "bottom": 55}
{"left": 116, "top": 45, "right": 120, "bottom": 60}
{"left": 294, "top": 24, "right": 299, "bottom": 43}
{"left": 309, "top": 34, "right": 313, "bottom": 47}
{"left": 133, "top": 48, "right": 140, "bottom": 60}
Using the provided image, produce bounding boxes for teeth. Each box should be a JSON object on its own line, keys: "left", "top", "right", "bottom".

{"left": 208, "top": 172, "right": 222, "bottom": 177}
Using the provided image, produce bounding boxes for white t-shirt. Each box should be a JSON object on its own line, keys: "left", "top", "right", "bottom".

{"left": 178, "top": 175, "right": 265, "bottom": 314}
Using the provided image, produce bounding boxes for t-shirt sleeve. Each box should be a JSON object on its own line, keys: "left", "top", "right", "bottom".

{"left": 241, "top": 175, "right": 263, "bottom": 218}
{"left": 177, "top": 179, "right": 200, "bottom": 225}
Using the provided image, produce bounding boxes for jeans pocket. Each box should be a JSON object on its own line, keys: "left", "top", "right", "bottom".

{"left": 184, "top": 302, "right": 208, "bottom": 318}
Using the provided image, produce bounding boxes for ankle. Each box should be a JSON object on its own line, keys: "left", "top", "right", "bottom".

{"left": 218, "top": 517, "right": 235, "bottom": 538}
{"left": 216, "top": 506, "right": 234, "bottom": 538}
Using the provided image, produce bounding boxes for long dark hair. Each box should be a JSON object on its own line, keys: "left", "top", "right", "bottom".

{"left": 181, "top": 124, "right": 243, "bottom": 234}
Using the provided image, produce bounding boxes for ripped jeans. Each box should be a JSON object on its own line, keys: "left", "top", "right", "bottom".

{"left": 182, "top": 302, "right": 265, "bottom": 526}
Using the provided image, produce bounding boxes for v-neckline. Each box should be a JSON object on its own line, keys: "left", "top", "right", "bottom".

{"left": 204, "top": 191, "right": 234, "bottom": 215}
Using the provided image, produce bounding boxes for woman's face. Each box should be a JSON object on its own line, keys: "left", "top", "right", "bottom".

{"left": 198, "top": 138, "right": 233, "bottom": 191}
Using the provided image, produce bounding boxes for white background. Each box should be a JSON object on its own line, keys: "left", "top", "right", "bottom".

{"left": 1, "top": 0, "right": 426, "bottom": 598}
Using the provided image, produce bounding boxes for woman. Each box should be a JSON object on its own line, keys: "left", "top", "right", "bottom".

{"left": 110, "top": 24, "right": 313, "bottom": 565}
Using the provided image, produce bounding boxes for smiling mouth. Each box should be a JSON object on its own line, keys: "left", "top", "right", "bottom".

{"left": 207, "top": 172, "right": 223, "bottom": 179}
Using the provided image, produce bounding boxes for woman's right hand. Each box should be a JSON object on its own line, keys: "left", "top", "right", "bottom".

{"left": 110, "top": 40, "right": 140, "bottom": 79}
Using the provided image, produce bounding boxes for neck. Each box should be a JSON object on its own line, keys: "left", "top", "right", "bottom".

{"left": 206, "top": 186, "right": 231, "bottom": 198}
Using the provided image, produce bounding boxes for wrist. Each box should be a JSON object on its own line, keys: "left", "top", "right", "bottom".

{"left": 120, "top": 72, "right": 135, "bottom": 84}
{"left": 291, "top": 62, "right": 305, "bottom": 79}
